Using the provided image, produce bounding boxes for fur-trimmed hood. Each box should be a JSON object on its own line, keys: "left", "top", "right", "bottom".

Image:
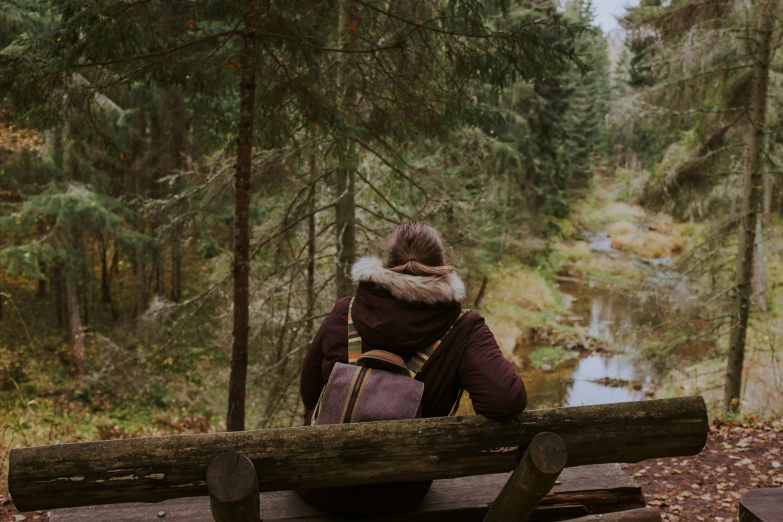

{"left": 351, "top": 256, "right": 466, "bottom": 304}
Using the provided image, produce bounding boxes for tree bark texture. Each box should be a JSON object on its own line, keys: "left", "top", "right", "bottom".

{"left": 207, "top": 452, "right": 261, "bottom": 522}
{"left": 134, "top": 241, "right": 147, "bottom": 318}
{"left": 226, "top": 0, "right": 260, "bottom": 433}
{"left": 52, "top": 263, "right": 67, "bottom": 330}
{"left": 9, "top": 397, "right": 708, "bottom": 511}
{"left": 334, "top": 166, "right": 355, "bottom": 299}
{"left": 483, "top": 432, "right": 567, "bottom": 522}
{"left": 306, "top": 177, "right": 317, "bottom": 338}
{"left": 724, "top": 0, "right": 774, "bottom": 412}
{"left": 37, "top": 261, "right": 46, "bottom": 298}
{"left": 474, "top": 276, "right": 489, "bottom": 309}
{"left": 161, "top": 0, "right": 187, "bottom": 303}
{"left": 65, "top": 277, "right": 87, "bottom": 379}
{"left": 99, "top": 236, "right": 111, "bottom": 305}
{"left": 171, "top": 230, "right": 182, "bottom": 303}
{"left": 44, "top": 463, "right": 646, "bottom": 522}
{"left": 334, "top": 0, "right": 359, "bottom": 300}
{"left": 752, "top": 220, "right": 768, "bottom": 312}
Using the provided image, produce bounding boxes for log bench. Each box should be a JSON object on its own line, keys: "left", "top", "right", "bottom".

{"left": 8, "top": 397, "right": 709, "bottom": 522}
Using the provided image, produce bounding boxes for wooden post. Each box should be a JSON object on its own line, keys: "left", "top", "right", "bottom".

{"left": 740, "top": 488, "right": 782, "bottom": 522}
{"left": 562, "top": 508, "right": 662, "bottom": 521}
{"left": 484, "top": 432, "right": 567, "bottom": 522}
{"left": 207, "top": 452, "right": 261, "bottom": 522}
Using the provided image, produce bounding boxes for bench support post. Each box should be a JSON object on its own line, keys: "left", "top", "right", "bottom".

{"left": 207, "top": 452, "right": 261, "bottom": 522}
{"left": 483, "top": 431, "right": 567, "bottom": 522}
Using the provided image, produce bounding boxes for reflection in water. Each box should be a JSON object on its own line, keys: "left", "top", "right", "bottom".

{"left": 567, "top": 354, "right": 646, "bottom": 406}
{"left": 517, "top": 280, "right": 652, "bottom": 409}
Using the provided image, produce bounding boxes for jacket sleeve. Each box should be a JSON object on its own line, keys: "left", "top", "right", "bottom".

{"left": 299, "top": 297, "right": 352, "bottom": 418}
{"left": 458, "top": 317, "right": 527, "bottom": 420}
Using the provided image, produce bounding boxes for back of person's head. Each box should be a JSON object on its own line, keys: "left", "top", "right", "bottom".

{"left": 385, "top": 222, "right": 454, "bottom": 277}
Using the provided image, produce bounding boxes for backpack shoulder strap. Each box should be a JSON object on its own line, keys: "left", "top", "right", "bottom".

{"left": 348, "top": 300, "right": 471, "bottom": 378}
{"left": 406, "top": 309, "right": 472, "bottom": 377}
{"left": 347, "top": 298, "right": 363, "bottom": 365}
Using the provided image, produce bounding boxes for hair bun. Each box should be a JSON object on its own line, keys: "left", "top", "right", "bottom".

{"left": 389, "top": 259, "right": 454, "bottom": 277}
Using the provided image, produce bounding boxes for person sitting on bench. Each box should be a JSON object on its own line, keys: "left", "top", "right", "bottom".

{"left": 297, "top": 222, "right": 527, "bottom": 516}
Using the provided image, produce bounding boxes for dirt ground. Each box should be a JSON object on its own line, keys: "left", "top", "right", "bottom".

{"left": 622, "top": 418, "right": 783, "bottom": 521}
{"left": 2, "top": 418, "right": 781, "bottom": 522}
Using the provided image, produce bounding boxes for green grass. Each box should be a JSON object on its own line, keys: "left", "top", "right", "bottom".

{"left": 528, "top": 345, "right": 577, "bottom": 370}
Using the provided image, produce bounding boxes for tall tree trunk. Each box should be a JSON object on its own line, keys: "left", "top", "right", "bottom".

{"left": 474, "top": 275, "right": 489, "bottom": 310}
{"left": 167, "top": 92, "right": 185, "bottom": 303}
{"left": 99, "top": 236, "right": 111, "bottom": 304}
{"left": 723, "top": 0, "right": 774, "bottom": 412}
{"left": 52, "top": 263, "right": 67, "bottom": 330}
{"left": 306, "top": 178, "right": 317, "bottom": 339}
{"left": 161, "top": 0, "right": 187, "bottom": 304}
{"left": 79, "top": 284, "right": 90, "bottom": 327}
{"left": 752, "top": 220, "right": 768, "bottom": 312}
{"left": 134, "top": 241, "right": 147, "bottom": 318}
{"left": 153, "top": 248, "right": 163, "bottom": 295}
{"left": 334, "top": 0, "right": 359, "bottom": 300}
{"left": 752, "top": 157, "right": 773, "bottom": 312}
{"left": 335, "top": 167, "right": 355, "bottom": 299}
{"left": 66, "top": 276, "right": 87, "bottom": 379}
{"left": 98, "top": 237, "right": 119, "bottom": 320}
{"left": 226, "top": 0, "right": 259, "bottom": 433}
{"left": 171, "top": 235, "right": 182, "bottom": 303}
{"left": 37, "top": 272, "right": 46, "bottom": 298}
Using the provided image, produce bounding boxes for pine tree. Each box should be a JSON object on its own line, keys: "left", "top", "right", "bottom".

{"left": 615, "top": 0, "right": 783, "bottom": 412}
{"left": 1, "top": 0, "right": 584, "bottom": 427}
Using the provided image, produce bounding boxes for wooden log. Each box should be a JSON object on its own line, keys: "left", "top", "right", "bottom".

{"left": 207, "top": 453, "right": 261, "bottom": 522}
{"left": 9, "top": 397, "right": 708, "bottom": 511}
{"left": 561, "top": 508, "right": 662, "bottom": 521}
{"left": 49, "top": 464, "right": 645, "bottom": 522}
{"left": 484, "top": 432, "right": 567, "bottom": 522}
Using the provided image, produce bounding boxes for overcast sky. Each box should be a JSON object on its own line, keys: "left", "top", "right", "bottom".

{"left": 594, "top": 0, "right": 638, "bottom": 34}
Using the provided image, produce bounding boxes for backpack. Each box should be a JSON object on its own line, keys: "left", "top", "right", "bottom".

{"left": 312, "top": 298, "right": 466, "bottom": 425}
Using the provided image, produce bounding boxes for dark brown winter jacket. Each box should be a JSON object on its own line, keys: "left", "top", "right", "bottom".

{"left": 297, "top": 256, "right": 527, "bottom": 516}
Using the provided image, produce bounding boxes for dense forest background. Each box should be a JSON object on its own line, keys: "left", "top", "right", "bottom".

{"left": 1, "top": 0, "right": 783, "bottom": 472}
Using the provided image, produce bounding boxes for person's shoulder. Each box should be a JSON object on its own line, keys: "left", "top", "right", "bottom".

{"left": 334, "top": 296, "right": 352, "bottom": 313}
{"left": 460, "top": 309, "right": 487, "bottom": 328}
{"left": 313, "top": 297, "right": 352, "bottom": 348}
{"left": 325, "top": 296, "right": 352, "bottom": 324}
{"left": 458, "top": 310, "right": 495, "bottom": 344}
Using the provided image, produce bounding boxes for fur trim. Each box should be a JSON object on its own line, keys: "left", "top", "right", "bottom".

{"left": 351, "top": 257, "right": 466, "bottom": 304}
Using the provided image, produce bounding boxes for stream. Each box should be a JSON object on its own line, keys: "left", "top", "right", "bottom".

{"left": 514, "top": 227, "right": 712, "bottom": 410}
{"left": 516, "top": 278, "right": 655, "bottom": 409}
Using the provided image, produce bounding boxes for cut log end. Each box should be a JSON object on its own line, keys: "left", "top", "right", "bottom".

{"left": 207, "top": 452, "right": 257, "bottom": 503}
{"left": 207, "top": 452, "right": 260, "bottom": 522}
{"left": 484, "top": 432, "right": 568, "bottom": 522}
{"left": 529, "top": 431, "right": 568, "bottom": 474}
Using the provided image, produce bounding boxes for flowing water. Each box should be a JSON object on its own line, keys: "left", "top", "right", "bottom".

{"left": 516, "top": 279, "right": 656, "bottom": 409}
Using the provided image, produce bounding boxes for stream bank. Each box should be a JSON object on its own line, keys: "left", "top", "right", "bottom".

{"left": 466, "top": 195, "right": 716, "bottom": 413}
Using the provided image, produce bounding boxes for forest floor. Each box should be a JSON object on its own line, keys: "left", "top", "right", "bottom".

{"left": 623, "top": 417, "right": 783, "bottom": 522}
{"left": 1, "top": 418, "right": 781, "bottom": 522}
